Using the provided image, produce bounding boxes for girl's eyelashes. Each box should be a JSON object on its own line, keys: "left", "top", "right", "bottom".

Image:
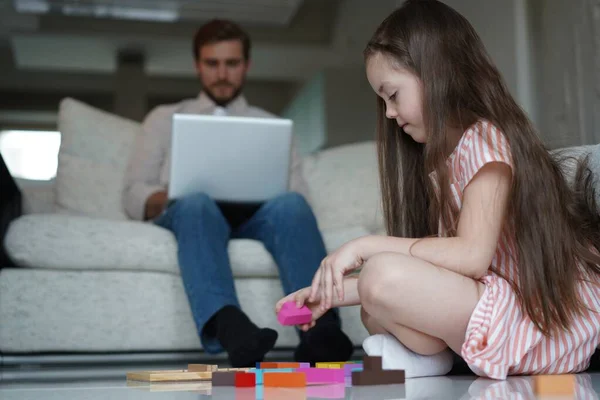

{"left": 388, "top": 92, "right": 397, "bottom": 101}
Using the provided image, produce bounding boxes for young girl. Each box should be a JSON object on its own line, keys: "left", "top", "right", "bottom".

{"left": 276, "top": 0, "right": 600, "bottom": 380}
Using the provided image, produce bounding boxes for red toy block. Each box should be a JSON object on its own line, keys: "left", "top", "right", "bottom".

{"left": 234, "top": 372, "right": 256, "bottom": 387}
{"left": 277, "top": 301, "right": 312, "bottom": 325}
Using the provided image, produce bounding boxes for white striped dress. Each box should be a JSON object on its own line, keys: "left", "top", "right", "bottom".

{"left": 444, "top": 120, "right": 600, "bottom": 380}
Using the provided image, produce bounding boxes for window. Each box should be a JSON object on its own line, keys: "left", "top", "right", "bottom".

{"left": 0, "top": 130, "right": 61, "bottom": 181}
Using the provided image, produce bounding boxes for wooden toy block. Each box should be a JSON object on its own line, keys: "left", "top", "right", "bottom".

{"left": 234, "top": 372, "right": 256, "bottom": 387}
{"left": 254, "top": 368, "right": 294, "bottom": 385}
{"left": 299, "top": 362, "right": 310, "bottom": 368}
{"left": 362, "top": 355, "right": 382, "bottom": 371}
{"left": 277, "top": 301, "right": 312, "bottom": 325}
{"left": 351, "top": 370, "right": 405, "bottom": 386}
{"left": 533, "top": 374, "right": 576, "bottom": 396}
{"left": 127, "top": 380, "right": 211, "bottom": 393}
{"left": 212, "top": 371, "right": 238, "bottom": 386}
{"left": 126, "top": 370, "right": 212, "bottom": 382}
{"left": 296, "top": 368, "right": 344, "bottom": 384}
{"left": 187, "top": 364, "right": 218, "bottom": 372}
{"left": 264, "top": 371, "right": 307, "bottom": 387}
{"left": 216, "top": 367, "right": 252, "bottom": 372}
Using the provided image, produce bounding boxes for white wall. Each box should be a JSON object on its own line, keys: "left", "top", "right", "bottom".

{"left": 532, "top": 0, "right": 600, "bottom": 147}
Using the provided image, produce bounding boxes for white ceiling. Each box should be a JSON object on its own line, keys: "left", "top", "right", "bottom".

{"left": 3, "top": 0, "right": 347, "bottom": 82}
{"left": 12, "top": 0, "right": 305, "bottom": 26}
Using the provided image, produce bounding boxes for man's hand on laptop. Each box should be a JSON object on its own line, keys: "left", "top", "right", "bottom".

{"left": 145, "top": 190, "right": 168, "bottom": 220}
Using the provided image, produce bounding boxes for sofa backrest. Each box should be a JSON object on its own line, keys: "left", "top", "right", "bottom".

{"left": 54, "top": 97, "right": 140, "bottom": 220}
{"left": 302, "top": 141, "right": 384, "bottom": 233}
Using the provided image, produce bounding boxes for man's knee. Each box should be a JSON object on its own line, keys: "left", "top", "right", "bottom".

{"left": 265, "top": 192, "right": 312, "bottom": 217}
{"left": 172, "top": 192, "right": 219, "bottom": 216}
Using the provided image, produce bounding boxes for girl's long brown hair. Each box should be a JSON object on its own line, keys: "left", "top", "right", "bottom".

{"left": 364, "top": 0, "right": 600, "bottom": 336}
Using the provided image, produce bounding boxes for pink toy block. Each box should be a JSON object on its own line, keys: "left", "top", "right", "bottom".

{"left": 296, "top": 368, "right": 345, "bottom": 385}
{"left": 277, "top": 301, "right": 312, "bottom": 325}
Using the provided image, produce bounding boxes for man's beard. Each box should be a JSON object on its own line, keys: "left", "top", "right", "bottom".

{"left": 202, "top": 80, "right": 244, "bottom": 107}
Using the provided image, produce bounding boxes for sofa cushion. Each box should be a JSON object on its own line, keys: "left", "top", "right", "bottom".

{"left": 55, "top": 98, "right": 140, "bottom": 220}
{"left": 5, "top": 214, "right": 370, "bottom": 277}
{"left": 0, "top": 268, "right": 369, "bottom": 352}
{"left": 303, "top": 141, "right": 384, "bottom": 233}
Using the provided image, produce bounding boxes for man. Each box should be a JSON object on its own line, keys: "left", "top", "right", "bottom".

{"left": 123, "top": 19, "right": 353, "bottom": 367}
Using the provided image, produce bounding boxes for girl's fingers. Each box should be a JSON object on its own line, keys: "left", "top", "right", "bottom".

{"left": 295, "top": 289, "right": 309, "bottom": 307}
{"left": 309, "top": 266, "right": 323, "bottom": 302}
{"left": 275, "top": 295, "right": 291, "bottom": 313}
{"left": 334, "top": 269, "right": 345, "bottom": 302}
{"left": 324, "top": 263, "right": 334, "bottom": 310}
{"left": 320, "top": 263, "right": 327, "bottom": 310}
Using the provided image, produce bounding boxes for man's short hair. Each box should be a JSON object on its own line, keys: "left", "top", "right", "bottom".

{"left": 192, "top": 19, "right": 251, "bottom": 62}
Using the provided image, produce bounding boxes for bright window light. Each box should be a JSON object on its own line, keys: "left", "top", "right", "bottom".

{"left": 0, "top": 130, "right": 61, "bottom": 181}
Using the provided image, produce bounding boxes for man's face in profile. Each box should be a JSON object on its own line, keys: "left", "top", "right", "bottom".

{"left": 196, "top": 39, "right": 249, "bottom": 106}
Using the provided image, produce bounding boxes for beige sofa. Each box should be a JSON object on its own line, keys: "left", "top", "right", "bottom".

{"left": 1, "top": 98, "right": 382, "bottom": 356}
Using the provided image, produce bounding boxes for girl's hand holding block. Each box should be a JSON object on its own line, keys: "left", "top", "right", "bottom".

{"left": 277, "top": 301, "right": 312, "bottom": 325}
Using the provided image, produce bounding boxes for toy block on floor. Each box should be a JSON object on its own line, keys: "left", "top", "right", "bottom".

{"left": 351, "top": 369, "right": 405, "bottom": 386}
{"left": 533, "top": 374, "right": 576, "bottom": 397}
{"left": 362, "top": 355, "right": 382, "bottom": 371}
{"left": 277, "top": 301, "right": 312, "bottom": 325}
{"left": 216, "top": 367, "right": 252, "bottom": 372}
{"left": 187, "top": 364, "right": 218, "bottom": 372}
{"left": 264, "top": 371, "right": 307, "bottom": 387}
{"left": 315, "top": 362, "right": 344, "bottom": 369}
{"left": 234, "top": 372, "right": 256, "bottom": 388}
{"left": 296, "top": 368, "right": 344, "bottom": 384}
{"left": 126, "top": 370, "right": 212, "bottom": 382}
{"left": 258, "top": 362, "right": 279, "bottom": 369}
{"left": 212, "top": 371, "right": 238, "bottom": 386}
{"left": 254, "top": 368, "right": 294, "bottom": 385}
{"left": 344, "top": 363, "right": 363, "bottom": 376}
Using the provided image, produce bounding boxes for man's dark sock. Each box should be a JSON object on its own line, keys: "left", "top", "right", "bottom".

{"left": 206, "top": 305, "right": 278, "bottom": 367}
{"left": 294, "top": 309, "right": 354, "bottom": 364}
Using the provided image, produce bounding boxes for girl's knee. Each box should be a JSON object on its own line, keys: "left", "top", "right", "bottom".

{"left": 359, "top": 253, "right": 413, "bottom": 307}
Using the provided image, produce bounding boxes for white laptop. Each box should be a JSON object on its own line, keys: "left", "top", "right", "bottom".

{"left": 168, "top": 113, "right": 293, "bottom": 203}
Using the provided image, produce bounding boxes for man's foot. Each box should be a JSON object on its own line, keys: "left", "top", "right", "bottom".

{"left": 228, "top": 328, "right": 278, "bottom": 367}
{"left": 206, "top": 305, "right": 279, "bottom": 367}
{"left": 294, "top": 322, "right": 354, "bottom": 364}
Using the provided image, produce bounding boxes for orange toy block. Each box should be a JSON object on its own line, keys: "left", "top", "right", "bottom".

{"left": 259, "top": 362, "right": 280, "bottom": 369}
{"left": 263, "top": 372, "right": 306, "bottom": 387}
{"left": 533, "top": 374, "right": 576, "bottom": 397}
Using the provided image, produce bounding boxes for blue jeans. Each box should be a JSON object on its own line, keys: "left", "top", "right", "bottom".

{"left": 154, "top": 191, "right": 332, "bottom": 353}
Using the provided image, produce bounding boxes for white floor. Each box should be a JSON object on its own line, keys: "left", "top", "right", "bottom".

{"left": 2, "top": 374, "right": 600, "bottom": 400}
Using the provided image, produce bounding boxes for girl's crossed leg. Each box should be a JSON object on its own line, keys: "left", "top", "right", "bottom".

{"left": 358, "top": 252, "right": 485, "bottom": 355}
